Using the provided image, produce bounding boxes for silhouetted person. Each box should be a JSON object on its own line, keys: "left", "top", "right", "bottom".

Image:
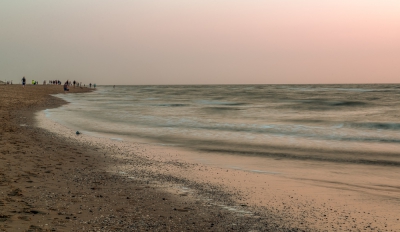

{"left": 64, "top": 80, "right": 70, "bottom": 93}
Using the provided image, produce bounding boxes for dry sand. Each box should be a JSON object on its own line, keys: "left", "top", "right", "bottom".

{"left": 1, "top": 85, "right": 399, "bottom": 231}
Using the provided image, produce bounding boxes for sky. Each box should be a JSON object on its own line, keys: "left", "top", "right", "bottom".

{"left": 1, "top": 1, "right": 399, "bottom": 85}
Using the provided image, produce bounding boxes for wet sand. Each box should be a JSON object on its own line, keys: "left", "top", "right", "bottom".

{"left": 1, "top": 85, "right": 399, "bottom": 231}
{"left": 37, "top": 116, "right": 400, "bottom": 231}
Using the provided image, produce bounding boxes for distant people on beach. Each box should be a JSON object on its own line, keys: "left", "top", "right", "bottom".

{"left": 113, "top": 85, "right": 115, "bottom": 88}
{"left": 89, "top": 83, "right": 92, "bottom": 88}
{"left": 94, "top": 83, "right": 96, "bottom": 88}
{"left": 64, "top": 80, "right": 70, "bottom": 93}
{"left": 22, "top": 76, "right": 26, "bottom": 87}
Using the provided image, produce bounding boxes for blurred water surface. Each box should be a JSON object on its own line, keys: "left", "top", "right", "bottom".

{"left": 46, "top": 84, "right": 400, "bottom": 166}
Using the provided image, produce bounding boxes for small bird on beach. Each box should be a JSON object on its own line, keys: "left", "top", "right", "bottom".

{"left": 76, "top": 131, "right": 81, "bottom": 135}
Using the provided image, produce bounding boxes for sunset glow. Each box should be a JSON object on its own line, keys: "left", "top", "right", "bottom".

{"left": 1, "top": 1, "right": 399, "bottom": 84}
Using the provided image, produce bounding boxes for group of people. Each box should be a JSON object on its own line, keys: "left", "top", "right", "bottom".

{"left": 49, "top": 80, "right": 62, "bottom": 85}
{"left": 21, "top": 77, "right": 60, "bottom": 87}
{"left": 63, "top": 80, "right": 96, "bottom": 92}
{"left": 20, "top": 77, "right": 95, "bottom": 91}
{"left": 63, "top": 80, "right": 83, "bottom": 92}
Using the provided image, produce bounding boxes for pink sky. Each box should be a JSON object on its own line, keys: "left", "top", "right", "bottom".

{"left": 1, "top": 1, "right": 399, "bottom": 84}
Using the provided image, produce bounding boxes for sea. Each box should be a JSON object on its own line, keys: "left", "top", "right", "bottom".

{"left": 45, "top": 84, "right": 400, "bottom": 166}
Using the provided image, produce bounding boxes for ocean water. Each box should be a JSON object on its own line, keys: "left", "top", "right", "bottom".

{"left": 46, "top": 84, "right": 400, "bottom": 166}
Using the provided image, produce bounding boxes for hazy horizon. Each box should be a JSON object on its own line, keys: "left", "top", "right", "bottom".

{"left": 1, "top": 1, "right": 399, "bottom": 85}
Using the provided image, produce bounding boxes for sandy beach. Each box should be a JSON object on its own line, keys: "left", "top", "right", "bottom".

{"left": 1, "top": 85, "right": 400, "bottom": 231}
{"left": 0, "top": 85, "right": 279, "bottom": 231}
{"left": 2, "top": 0, "right": 399, "bottom": 230}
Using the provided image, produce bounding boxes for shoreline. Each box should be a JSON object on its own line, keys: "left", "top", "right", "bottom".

{"left": 39, "top": 87, "right": 400, "bottom": 231}
{"left": 0, "top": 85, "right": 283, "bottom": 231}
{"left": 38, "top": 108, "right": 400, "bottom": 231}
{"left": 1, "top": 85, "right": 399, "bottom": 231}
